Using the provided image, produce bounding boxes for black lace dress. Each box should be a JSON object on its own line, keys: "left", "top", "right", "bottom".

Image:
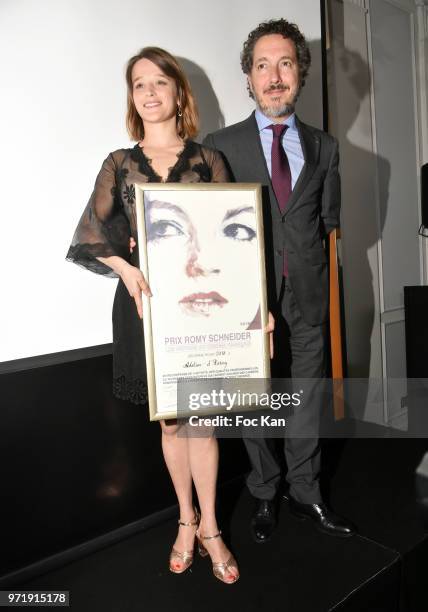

{"left": 66, "top": 141, "right": 230, "bottom": 404}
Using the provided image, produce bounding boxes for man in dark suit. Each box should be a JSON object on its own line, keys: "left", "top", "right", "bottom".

{"left": 204, "top": 18, "right": 355, "bottom": 542}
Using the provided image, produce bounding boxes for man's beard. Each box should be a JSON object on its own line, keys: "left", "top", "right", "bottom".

{"left": 254, "top": 84, "right": 300, "bottom": 118}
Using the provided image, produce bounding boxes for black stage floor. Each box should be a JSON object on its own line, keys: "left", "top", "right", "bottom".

{"left": 16, "top": 438, "right": 428, "bottom": 612}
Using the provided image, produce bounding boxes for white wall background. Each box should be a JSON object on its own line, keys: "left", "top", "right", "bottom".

{"left": 328, "top": 0, "right": 427, "bottom": 427}
{"left": 0, "top": 0, "right": 322, "bottom": 362}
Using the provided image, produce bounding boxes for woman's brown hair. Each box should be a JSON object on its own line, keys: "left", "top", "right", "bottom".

{"left": 125, "top": 47, "right": 199, "bottom": 141}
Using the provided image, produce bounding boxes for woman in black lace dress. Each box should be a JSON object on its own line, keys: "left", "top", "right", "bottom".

{"left": 67, "top": 47, "right": 239, "bottom": 584}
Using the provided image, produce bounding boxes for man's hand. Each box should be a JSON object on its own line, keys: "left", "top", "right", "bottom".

{"left": 266, "top": 311, "right": 275, "bottom": 358}
{"left": 130, "top": 237, "right": 136, "bottom": 253}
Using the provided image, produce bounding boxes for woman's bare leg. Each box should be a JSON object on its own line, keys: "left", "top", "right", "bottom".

{"left": 160, "top": 420, "right": 197, "bottom": 571}
{"left": 187, "top": 430, "right": 239, "bottom": 582}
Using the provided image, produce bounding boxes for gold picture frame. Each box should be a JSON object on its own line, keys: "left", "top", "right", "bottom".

{"left": 135, "top": 183, "right": 270, "bottom": 420}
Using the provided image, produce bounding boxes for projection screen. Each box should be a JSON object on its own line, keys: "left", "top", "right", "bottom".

{"left": 0, "top": 0, "right": 324, "bottom": 366}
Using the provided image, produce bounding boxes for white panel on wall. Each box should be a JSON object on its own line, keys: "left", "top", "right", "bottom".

{"left": 370, "top": 0, "right": 421, "bottom": 311}
{"left": 0, "top": 0, "right": 323, "bottom": 362}
{"left": 328, "top": 0, "right": 384, "bottom": 379}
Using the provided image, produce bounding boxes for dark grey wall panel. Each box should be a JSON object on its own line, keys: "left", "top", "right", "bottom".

{"left": 0, "top": 355, "right": 248, "bottom": 578}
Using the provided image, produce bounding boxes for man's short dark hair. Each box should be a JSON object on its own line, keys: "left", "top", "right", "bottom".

{"left": 241, "top": 18, "right": 311, "bottom": 94}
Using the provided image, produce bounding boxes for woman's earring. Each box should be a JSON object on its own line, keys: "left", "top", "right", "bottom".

{"left": 177, "top": 104, "right": 183, "bottom": 118}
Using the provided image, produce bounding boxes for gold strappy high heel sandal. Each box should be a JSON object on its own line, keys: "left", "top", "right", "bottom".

{"left": 169, "top": 508, "right": 200, "bottom": 574}
{"left": 196, "top": 530, "right": 240, "bottom": 584}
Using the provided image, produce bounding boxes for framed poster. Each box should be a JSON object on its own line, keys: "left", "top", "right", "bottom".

{"left": 135, "top": 183, "right": 270, "bottom": 420}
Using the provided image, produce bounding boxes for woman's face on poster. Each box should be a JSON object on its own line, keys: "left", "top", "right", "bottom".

{"left": 145, "top": 190, "right": 260, "bottom": 331}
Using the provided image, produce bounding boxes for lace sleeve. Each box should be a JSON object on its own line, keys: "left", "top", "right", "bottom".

{"left": 200, "top": 146, "right": 231, "bottom": 182}
{"left": 66, "top": 153, "right": 130, "bottom": 277}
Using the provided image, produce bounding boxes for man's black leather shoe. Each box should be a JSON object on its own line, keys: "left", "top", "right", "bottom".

{"left": 251, "top": 499, "right": 276, "bottom": 543}
{"left": 288, "top": 496, "right": 356, "bottom": 538}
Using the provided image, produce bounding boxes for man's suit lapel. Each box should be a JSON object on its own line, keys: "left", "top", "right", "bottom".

{"left": 285, "top": 117, "right": 320, "bottom": 215}
{"left": 241, "top": 112, "right": 282, "bottom": 217}
{"left": 238, "top": 112, "right": 272, "bottom": 185}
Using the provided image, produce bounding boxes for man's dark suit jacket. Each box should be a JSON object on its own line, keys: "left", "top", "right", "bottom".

{"left": 203, "top": 112, "right": 341, "bottom": 327}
